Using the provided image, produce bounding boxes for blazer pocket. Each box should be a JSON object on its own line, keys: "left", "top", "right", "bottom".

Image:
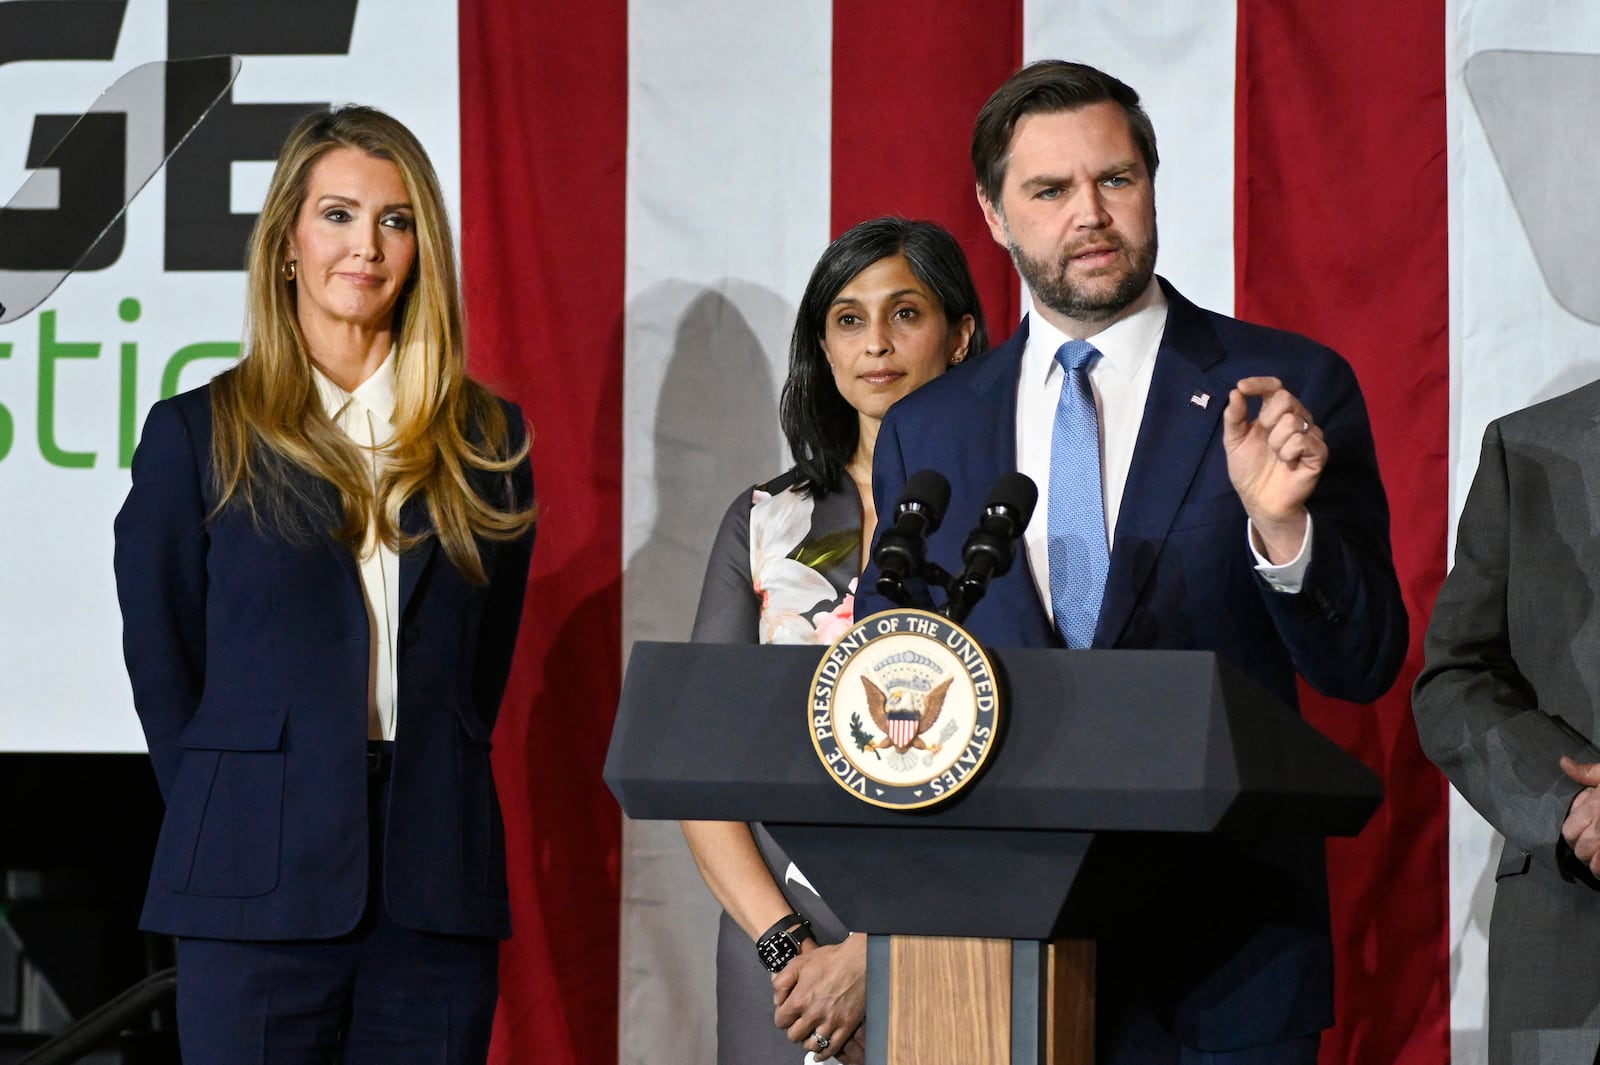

{"left": 453, "top": 702, "right": 506, "bottom": 897}
{"left": 177, "top": 706, "right": 288, "bottom": 751}
{"left": 1495, "top": 844, "right": 1531, "bottom": 881}
{"left": 156, "top": 702, "right": 288, "bottom": 898}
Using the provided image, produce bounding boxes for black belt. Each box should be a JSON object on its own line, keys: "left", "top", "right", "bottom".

{"left": 367, "top": 740, "right": 395, "bottom": 780}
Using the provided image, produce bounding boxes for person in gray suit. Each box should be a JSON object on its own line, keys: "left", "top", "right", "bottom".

{"left": 1414, "top": 381, "right": 1600, "bottom": 1064}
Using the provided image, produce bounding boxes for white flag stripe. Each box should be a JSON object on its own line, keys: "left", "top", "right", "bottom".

{"left": 620, "top": 4, "right": 833, "bottom": 1062}
{"left": 1025, "top": 0, "right": 1238, "bottom": 317}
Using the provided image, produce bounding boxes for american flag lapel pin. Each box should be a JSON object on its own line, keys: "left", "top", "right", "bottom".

{"left": 1190, "top": 390, "right": 1211, "bottom": 409}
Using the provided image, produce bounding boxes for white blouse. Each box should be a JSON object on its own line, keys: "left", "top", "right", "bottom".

{"left": 312, "top": 355, "right": 400, "bottom": 741}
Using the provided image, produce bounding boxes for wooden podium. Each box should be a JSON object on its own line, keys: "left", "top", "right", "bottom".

{"left": 604, "top": 642, "right": 1381, "bottom": 1064}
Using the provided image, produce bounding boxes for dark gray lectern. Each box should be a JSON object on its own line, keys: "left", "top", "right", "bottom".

{"left": 604, "top": 642, "right": 1382, "bottom": 1064}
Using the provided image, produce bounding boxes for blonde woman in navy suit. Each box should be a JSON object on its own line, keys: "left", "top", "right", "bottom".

{"left": 114, "top": 106, "right": 534, "bottom": 1064}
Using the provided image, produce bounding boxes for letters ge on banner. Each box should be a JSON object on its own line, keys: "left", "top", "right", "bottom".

{"left": 0, "top": 0, "right": 362, "bottom": 467}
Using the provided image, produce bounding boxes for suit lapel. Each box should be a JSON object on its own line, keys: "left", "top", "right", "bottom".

{"left": 285, "top": 457, "right": 433, "bottom": 615}
{"left": 1097, "top": 282, "right": 1228, "bottom": 647}
{"left": 952, "top": 322, "right": 1059, "bottom": 644}
{"left": 289, "top": 467, "right": 365, "bottom": 597}
{"left": 955, "top": 319, "right": 1026, "bottom": 481}
{"left": 397, "top": 492, "right": 438, "bottom": 620}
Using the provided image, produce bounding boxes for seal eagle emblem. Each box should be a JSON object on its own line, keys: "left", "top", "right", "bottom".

{"left": 809, "top": 608, "right": 1000, "bottom": 810}
{"left": 861, "top": 675, "right": 953, "bottom": 754}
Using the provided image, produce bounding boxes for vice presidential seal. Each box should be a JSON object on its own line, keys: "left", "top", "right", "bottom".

{"left": 809, "top": 608, "right": 1000, "bottom": 810}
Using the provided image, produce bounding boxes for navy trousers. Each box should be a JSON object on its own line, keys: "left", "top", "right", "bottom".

{"left": 175, "top": 749, "right": 500, "bottom": 1064}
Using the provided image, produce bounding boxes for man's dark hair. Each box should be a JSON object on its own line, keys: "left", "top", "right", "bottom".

{"left": 781, "top": 216, "right": 990, "bottom": 498}
{"left": 972, "top": 60, "right": 1159, "bottom": 206}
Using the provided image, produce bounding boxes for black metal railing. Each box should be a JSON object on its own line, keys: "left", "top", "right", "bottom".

{"left": 16, "top": 968, "right": 175, "bottom": 1065}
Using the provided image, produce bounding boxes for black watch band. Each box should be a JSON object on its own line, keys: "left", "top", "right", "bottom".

{"left": 755, "top": 912, "right": 813, "bottom": 973}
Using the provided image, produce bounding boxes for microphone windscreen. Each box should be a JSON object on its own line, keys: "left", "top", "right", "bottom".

{"left": 899, "top": 469, "right": 952, "bottom": 528}
{"left": 986, "top": 472, "right": 1038, "bottom": 528}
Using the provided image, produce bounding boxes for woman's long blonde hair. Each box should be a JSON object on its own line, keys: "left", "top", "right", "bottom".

{"left": 210, "top": 105, "right": 532, "bottom": 585}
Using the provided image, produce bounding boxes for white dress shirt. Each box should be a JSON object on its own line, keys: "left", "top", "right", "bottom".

{"left": 1015, "top": 281, "right": 1311, "bottom": 626}
{"left": 313, "top": 355, "right": 400, "bottom": 741}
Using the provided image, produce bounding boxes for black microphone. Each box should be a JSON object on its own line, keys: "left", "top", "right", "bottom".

{"left": 943, "top": 473, "right": 1038, "bottom": 624}
{"left": 873, "top": 470, "right": 951, "bottom": 606}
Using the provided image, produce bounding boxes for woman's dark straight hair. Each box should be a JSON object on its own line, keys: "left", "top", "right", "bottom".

{"left": 779, "top": 217, "right": 990, "bottom": 498}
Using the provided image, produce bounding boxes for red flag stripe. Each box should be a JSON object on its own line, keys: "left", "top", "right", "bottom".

{"left": 459, "top": 5, "right": 628, "bottom": 1063}
{"left": 1234, "top": 3, "right": 1451, "bottom": 1063}
{"left": 829, "top": 0, "right": 1023, "bottom": 325}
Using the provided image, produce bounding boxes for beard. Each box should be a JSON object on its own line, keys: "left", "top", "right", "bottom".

{"left": 1010, "top": 227, "right": 1158, "bottom": 325}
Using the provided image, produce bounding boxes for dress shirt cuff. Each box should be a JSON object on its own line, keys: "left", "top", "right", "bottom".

{"left": 1248, "top": 514, "right": 1313, "bottom": 593}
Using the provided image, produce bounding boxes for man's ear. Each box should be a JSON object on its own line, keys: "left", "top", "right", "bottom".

{"left": 978, "top": 185, "right": 1008, "bottom": 249}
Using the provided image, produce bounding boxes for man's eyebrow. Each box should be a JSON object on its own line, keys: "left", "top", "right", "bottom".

{"left": 1097, "top": 160, "right": 1139, "bottom": 178}
{"left": 1019, "top": 161, "right": 1139, "bottom": 189}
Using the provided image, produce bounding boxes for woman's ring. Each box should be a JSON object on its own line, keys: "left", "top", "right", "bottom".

{"left": 814, "top": 1031, "right": 831, "bottom": 1051}
{"left": 1299, "top": 418, "right": 1310, "bottom": 433}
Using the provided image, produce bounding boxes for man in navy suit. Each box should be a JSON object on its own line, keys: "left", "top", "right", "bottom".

{"left": 857, "top": 61, "right": 1406, "bottom": 1064}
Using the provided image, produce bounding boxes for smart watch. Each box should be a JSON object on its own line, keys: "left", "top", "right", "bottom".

{"left": 755, "top": 912, "right": 814, "bottom": 973}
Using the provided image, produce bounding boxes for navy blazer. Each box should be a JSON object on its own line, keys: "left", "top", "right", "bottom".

{"left": 114, "top": 384, "right": 534, "bottom": 942}
{"left": 858, "top": 280, "right": 1407, "bottom": 1051}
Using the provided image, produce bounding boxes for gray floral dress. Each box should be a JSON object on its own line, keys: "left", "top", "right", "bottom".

{"left": 691, "top": 469, "right": 859, "bottom": 1064}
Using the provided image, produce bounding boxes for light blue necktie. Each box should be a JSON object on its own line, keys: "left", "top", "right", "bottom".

{"left": 1048, "top": 340, "right": 1109, "bottom": 648}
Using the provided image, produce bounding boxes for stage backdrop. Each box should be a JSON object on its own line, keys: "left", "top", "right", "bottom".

{"left": 4, "top": 0, "right": 1590, "bottom": 1062}
{"left": 0, "top": 0, "right": 461, "bottom": 750}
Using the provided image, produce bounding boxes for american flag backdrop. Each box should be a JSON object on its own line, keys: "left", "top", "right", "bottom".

{"left": 464, "top": 2, "right": 1457, "bottom": 1062}
{"left": 461, "top": 1, "right": 1475, "bottom": 1062}
{"left": 15, "top": 0, "right": 1596, "bottom": 1060}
